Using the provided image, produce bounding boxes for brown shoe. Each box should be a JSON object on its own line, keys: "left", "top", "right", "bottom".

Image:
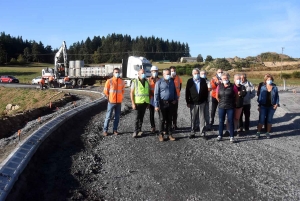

{"left": 151, "top": 127, "right": 156, "bottom": 133}
{"left": 169, "top": 135, "right": 176, "bottom": 141}
{"left": 114, "top": 131, "right": 119, "bottom": 135}
{"left": 158, "top": 134, "right": 164, "bottom": 142}
{"left": 103, "top": 131, "right": 108, "bottom": 136}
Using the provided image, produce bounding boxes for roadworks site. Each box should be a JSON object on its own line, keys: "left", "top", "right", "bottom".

{"left": 1, "top": 86, "right": 300, "bottom": 200}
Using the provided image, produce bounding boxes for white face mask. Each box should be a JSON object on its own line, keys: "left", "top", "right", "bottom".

{"left": 152, "top": 72, "right": 157, "bottom": 78}
{"left": 217, "top": 73, "right": 222, "bottom": 77}
{"left": 223, "top": 80, "right": 229, "bottom": 84}
{"left": 171, "top": 72, "right": 176, "bottom": 77}
{"left": 235, "top": 79, "right": 241, "bottom": 85}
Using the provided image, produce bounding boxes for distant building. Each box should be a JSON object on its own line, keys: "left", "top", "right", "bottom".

{"left": 180, "top": 57, "right": 197, "bottom": 63}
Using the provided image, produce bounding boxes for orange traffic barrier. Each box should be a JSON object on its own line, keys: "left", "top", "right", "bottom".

{"left": 18, "top": 130, "right": 21, "bottom": 141}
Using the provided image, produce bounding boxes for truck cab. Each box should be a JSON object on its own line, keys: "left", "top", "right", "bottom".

{"left": 126, "top": 56, "right": 152, "bottom": 79}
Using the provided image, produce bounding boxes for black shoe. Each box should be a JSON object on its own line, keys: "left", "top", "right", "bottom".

{"left": 189, "top": 134, "right": 195, "bottom": 139}
{"left": 224, "top": 130, "right": 230, "bottom": 137}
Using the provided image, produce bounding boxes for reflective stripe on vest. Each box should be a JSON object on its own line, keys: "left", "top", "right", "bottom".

{"left": 134, "top": 79, "right": 150, "bottom": 103}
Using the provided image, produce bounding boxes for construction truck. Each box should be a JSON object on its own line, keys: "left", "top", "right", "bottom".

{"left": 42, "top": 41, "right": 152, "bottom": 87}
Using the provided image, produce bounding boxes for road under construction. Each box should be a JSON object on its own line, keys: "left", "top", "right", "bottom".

{"left": 1, "top": 85, "right": 300, "bottom": 200}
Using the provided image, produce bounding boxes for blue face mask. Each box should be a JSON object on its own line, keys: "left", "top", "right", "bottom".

{"left": 152, "top": 72, "right": 157, "bottom": 78}
{"left": 140, "top": 73, "right": 146, "bottom": 79}
{"left": 193, "top": 74, "right": 200, "bottom": 80}
{"left": 266, "top": 80, "right": 272, "bottom": 85}
{"left": 165, "top": 75, "right": 171, "bottom": 80}
{"left": 114, "top": 73, "right": 120, "bottom": 78}
{"left": 200, "top": 74, "right": 206, "bottom": 79}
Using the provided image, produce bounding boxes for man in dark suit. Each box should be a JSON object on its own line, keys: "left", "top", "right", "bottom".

{"left": 185, "top": 68, "right": 209, "bottom": 139}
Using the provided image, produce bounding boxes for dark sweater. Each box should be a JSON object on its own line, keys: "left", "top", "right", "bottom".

{"left": 185, "top": 78, "right": 208, "bottom": 104}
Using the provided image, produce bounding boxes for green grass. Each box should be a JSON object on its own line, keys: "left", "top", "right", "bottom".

{"left": 0, "top": 63, "right": 51, "bottom": 83}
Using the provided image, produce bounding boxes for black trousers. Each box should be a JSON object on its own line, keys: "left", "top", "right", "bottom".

{"left": 159, "top": 101, "right": 174, "bottom": 135}
{"left": 172, "top": 101, "right": 179, "bottom": 126}
{"left": 134, "top": 103, "right": 148, "bottom": 132}
{"left": 210, "top": 97, "right": 219, "bottom": 125}
{"left": 149, "top": 104, "right": 156, "bottom": 128}
{"left": 239, "top": 104, "right": 251, "bottom": 130}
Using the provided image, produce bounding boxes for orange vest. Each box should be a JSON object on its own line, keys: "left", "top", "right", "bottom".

{"left": 148, "top": 77, "right": 159, "bottom": 99}
{"left": 103, "top": 77, "right": 125, "bottom": 103}
{"left": 173, "top": 75, "right": 182, "bottom": 97}
{"left": 210, "top": 75, "right": 221, "bottom": 98}
{"left": 40, "top": 79, "right": 45, "bottom": 84}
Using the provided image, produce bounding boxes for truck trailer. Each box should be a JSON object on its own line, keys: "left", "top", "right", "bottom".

{"left": 41, "top": 41, "right": 152, "bottom": 87}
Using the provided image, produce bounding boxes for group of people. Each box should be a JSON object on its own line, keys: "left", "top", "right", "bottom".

{"left": 102, "top": 66, "right": 280, "bottom": 143}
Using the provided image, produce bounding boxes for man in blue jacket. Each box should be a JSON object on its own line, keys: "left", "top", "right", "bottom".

{"left": 154, "top": 69, "right": 178, "bottom": 142}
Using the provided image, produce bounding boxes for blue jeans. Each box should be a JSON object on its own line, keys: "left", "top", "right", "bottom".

{"left": 259, "top": 105, "right": 276, "bottom": 124}
{"left": 218, "top": 108, "right": 234, "bottom": 137}
{"left": 103, "top": 102, "right": 121, "bottom": 132}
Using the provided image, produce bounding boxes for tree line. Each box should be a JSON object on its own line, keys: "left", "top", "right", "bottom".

{"left": 0, "top": 32, "right": 190, "bottom": 65}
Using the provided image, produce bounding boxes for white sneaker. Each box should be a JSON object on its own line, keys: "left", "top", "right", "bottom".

{"left": 217, "top": 136, "right": 222, "bottom": 141}
{"left": 230, "top": 137, "right": 236, "bottom": 143}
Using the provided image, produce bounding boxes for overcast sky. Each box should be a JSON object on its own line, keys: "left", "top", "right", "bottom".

{"left": 1, "top": 0, "right": 299, "bottom": 58}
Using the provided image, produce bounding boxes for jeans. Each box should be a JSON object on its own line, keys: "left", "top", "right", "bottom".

{"left": 259, "top": 105, "right": 276, "bottom": 124}
{"left": 134, "top": 103, "right": 148, "bottom": 132}
{"left": 219, "top": 108, "right": 234, "bottom": 137}
{"left": 210, "top": 97, "right": 219, "bottom": 125}
{"left": 239, "top": 104, "right": 251, "bottom": 130}
{"left": 103, "top": 102, "right": 121, "bottom": 132}
{"left": 190, "top": 102, "right": 206, "bottom": 134}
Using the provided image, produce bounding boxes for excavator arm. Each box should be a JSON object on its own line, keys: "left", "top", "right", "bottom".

{"left": 54, "top": 41, "right": 68, "bottom": 78}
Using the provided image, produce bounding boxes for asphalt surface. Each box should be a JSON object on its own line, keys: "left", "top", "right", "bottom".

{"left": 6, "top": 86, "right": 300, "bottom": 200}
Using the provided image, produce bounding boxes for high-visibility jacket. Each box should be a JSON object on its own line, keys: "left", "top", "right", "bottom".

{"left": 103, "top": 77, "right": 125, "bottom": 103}
{"left": 173, "top": 75, "right": 182, "bottom": 98}
{"left": 132, "top": 78, "right": 150, "bottom": 104}
{"left": 210, "top": 75, "right": 222, "bottom": 98}
{"left": 148, "top": 77, "right": 159, "bottom": 99}
{"left": 40, "top": 79, "right": 45, "bottom": 85}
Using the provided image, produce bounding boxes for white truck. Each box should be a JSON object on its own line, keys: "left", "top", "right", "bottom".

{"left": 42, "top": 41, "right": 152, "bottom": 87}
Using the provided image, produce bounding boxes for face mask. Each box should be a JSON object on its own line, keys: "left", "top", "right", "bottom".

{"left": 140, "top": 73, "right": 146, "bottom": 79}
{"left": 165, "top": 75, "right": 171, "bottom": 80}
{"left": 200, "top": 74, "right": 206, "bottom": 79}
{"left": 266, "top": 80, "right": 272, "bottom": 85}
{"left": 152, "top": 72, "right": 157, "bottom": 78}
{"left": 217, "top": 73, "right": 222, "bottom": 77}
{"left": 171, "top": 72, "right": 176, "bottom": 77}
{"left": 235, "top": 80, "right": 240, "bottom": 85}
{"left": 114, "top": 73, "right": 120, "bottom": 78}
{"left": 223, "top": 80, "right": 229, "bottom": 84}
{"left": 193, "top": 74, "right": 200, "bottom": 80}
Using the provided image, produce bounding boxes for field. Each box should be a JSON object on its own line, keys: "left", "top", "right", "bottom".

{"left": 0, "top": 63, "right": 51, "bottom": 83}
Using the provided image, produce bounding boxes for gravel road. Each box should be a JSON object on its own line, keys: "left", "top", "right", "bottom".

{"left": 7, "top": 87, "right": 300, "bottom": 201}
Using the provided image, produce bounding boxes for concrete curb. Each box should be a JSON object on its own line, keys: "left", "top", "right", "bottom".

{"left": 0, "top": 89, "right": 105, "bottom": 201}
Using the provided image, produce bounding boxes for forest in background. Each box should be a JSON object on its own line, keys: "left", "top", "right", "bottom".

{"left": 0, "top": 32, "right": 190, "bottom": 64}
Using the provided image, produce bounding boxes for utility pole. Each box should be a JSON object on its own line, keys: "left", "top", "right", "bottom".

{"left": 280, "top": 47, "right": 284, "bottom": 79}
